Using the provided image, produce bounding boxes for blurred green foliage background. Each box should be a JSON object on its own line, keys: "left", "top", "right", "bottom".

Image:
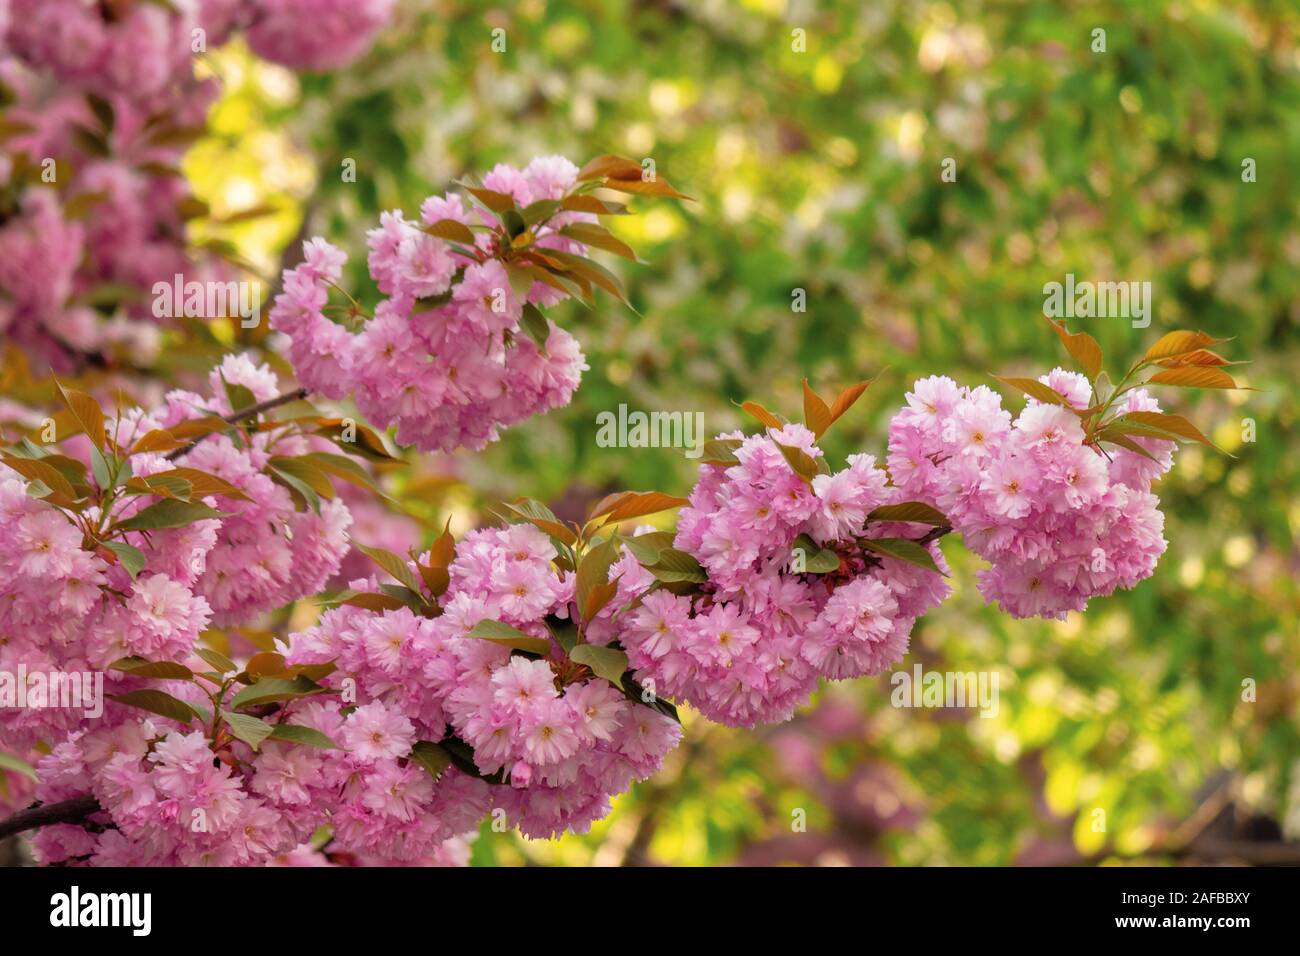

{"left": 184, "top": 0, "right": 1298, "bottom": 864}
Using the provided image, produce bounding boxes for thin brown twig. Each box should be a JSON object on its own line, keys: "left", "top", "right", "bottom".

{"left": 164, "top": 387, "right": 309, "bottom": 461}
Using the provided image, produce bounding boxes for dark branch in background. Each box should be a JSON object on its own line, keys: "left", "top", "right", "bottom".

{"left": 915, "top": 525, "right": 953, "bottom": 547}
{"left": 164, "top": 387, "right": 309, "bottom": 461}
{"left": 0, "top": 795, "right": 101, "bottom": 841}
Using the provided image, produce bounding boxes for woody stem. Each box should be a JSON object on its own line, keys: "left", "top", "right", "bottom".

{"left": 164, "top": 387, "right": 309, "bottom": 461}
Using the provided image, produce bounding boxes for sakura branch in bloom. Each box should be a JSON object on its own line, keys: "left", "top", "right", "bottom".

{"left": 0, "top": 309, "right": 1240, "bottom": 864}
{"left": 0, "top": 356, "right": 419, "bottom": 864}
{"left": 270, "top": 154, "right": 689, "bottom": 453}
{"left": 589, "top": 389, "right": 957, "bottom": 730}
{"left": 0, "top": 0, "right": 397, "bottom": 371}
{"left": 887, "top": 321, "right": 1242, "bottom": 619}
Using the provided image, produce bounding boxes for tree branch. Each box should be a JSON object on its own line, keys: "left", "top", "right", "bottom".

{"left": 916, "top": 525, "right": 953, "bottom": 547}
{"left": 0, "top": 795, "right": 101, "bottom": 841}
{"left": 164, "top": 387, "right": 309, "bottom": 461}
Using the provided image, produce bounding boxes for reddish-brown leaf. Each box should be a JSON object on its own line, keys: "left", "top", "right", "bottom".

{"left": 802, "top": 380, "right": 832, "bottom": 437}
{"left": 1045, "top": 317, "right": 1104, "bottom": 380}
{"left": 1146, "top": 366, "right": 1240, "bottom": 389}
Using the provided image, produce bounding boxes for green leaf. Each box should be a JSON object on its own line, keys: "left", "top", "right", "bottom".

{"left": 410, "top": 740, "right": 451, "bottom": 781}
{"left": 521, "top": 198, "right": 562, "bottom": 225}
{"left": 268, "top": 456, "right": 335, "bottom": 512}
{"left": 619, "top": 672, "right": 680, "bottom": 723}
{"left": 24, "top": 479, "right": 53, "bottom": 501}
{"left": 124, "top": 473, "right": 194, "bottom": 501}
{"left": 500, "top": 497, "right": 577, "bottom": 544}
{"left": 267, "top": 724, "right": 342, "bottom": 750}
{"left": 0, "top": 751, "right": 38, "bottom": 781}
{"left": 545, "top": 250, "right": 633, "bottom": 309}
{"left": 39, "top": 454, "right": 92, "bottom": 496}
{"left": 772, "top": 440, "right": 821, "bottom": 483}
{"left": 437, "top": 735, "right": 507, "bottom": 785}
{"left": 355, "top": 543, "right": 422, "bottom": 594}
{"left": 519, "top": 303, "right": 551, "bottom": 351}
{"left": 622, "top": 531, "right": 678, "bottom": 566}
{"left": 158, "top": 467, "right": 251, "bottom": 501}
{"left": 102, "top": 541, "right": 147, "bottom": 579}
{"left": 700, "top": 438, "right": 743, "bottom": 465}
{"left": 861, "top": 538, "right": 944, "bottom": 574}
{"left": 790, "top": 534, "right": 841, "bottom": 573}
{"left": 379, "top": 583, "right": 429, "bottom": 611}
{"left": 340, "top": 591, "right": 408, "bottom": 612}
{"left": 502, "top": 209, "right": 527, "bottom": 239}
{"left": 1, "top": 454, "right": 81, "bottom": 508}
{"left": 570, "top": 644, "right": 629, "bottom": 686}
{"left": 194, "top": 647, "right": 237, "bottom": 674}
{"left": 1095, "top": 420, "right": 1185, "bottom": 445}
{"left": 560, "top": 194, "right": 629, "bottom": 216}
{"left": 506, "top": 263, "right": 534, "bottom": 302}
{"left": 422, "top": 218, "right": 476, "bottom": 244}
{"left": 464, "top": 619, "right": 551, "bottom": 655}
{"left": 300, "top": 452, "right": 382, "bottom": 495}
{"left": 109, "top": 689, "right": 200, "bottom": 725}
{"left": 109, "top": 656, "right": 193, "bottom": 680}
{"left": 559, "top": 222, "right": 637, "bottom": 260}
{"left": 221, "top": 711, "right": 275, "bottom": 751}
{"left": 993, "top": 376, "right": 1074, "bottom": 408}
{"left": 9, "top": 437, "right": 49, "bottom": 459}
{"left": 1095, "top": 432, "right": 1162, "bottom": 462}
{"left": 86, "top": 93, "right": 114, "bottom": 133}
{"left": 644, "top": 548, "right": 708, "bottom": 584}
{"left": 113, "top": 499, "right": 229, "bottom": 533}
{"left": 90, "top": 446, "right": 112, "bottom": 491}
{"left": 867, "top": 502, "right": 949, "bottom": 526}
{"left": 220, "top": 371, "right": 256, "bottom": 413}
{"left": 548, "top": 619, "right": 579, "bottom": 654}
{"left": 576, "top": 537, "right": 620, "bottom": 620}
{"left": 268, "top": 464, "right": 321, "bottom": 513}
{"left": 1113, "top": 411, "right": 1222, "bottom": 451}
{"left": 1092, "top": 370, "right": 1115, "bottom": 406}
{"left": 228, "top": 675, "right": 327, "bottom": 712}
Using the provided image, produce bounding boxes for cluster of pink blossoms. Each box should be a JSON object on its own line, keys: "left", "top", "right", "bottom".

{"left": 0, "top": 57, "right": 218, "bottom": 367}
{"left": 0, "top": 356, "right": 352, "bottom": 756}
{"left": 5, "top": 0, "right": 394, "bottom": 82}
{"left": 270, "top": 156, "right": 596, "bottom": 453}
{"left": 585, "top": 423, "right": 951, "bottom": 729}
{"left": 4, "top": 0, "right": 198, "bottom": 101}
{"left": 0, "top": 355, "right": 491, "bottom": 866}
{"left": 236, "top": 0, "right": 396, "bottom": 71}
{"left": 29, "top": 700, "right": 481, "bottom": 866}
{"left": 0, "top": 0, "right": 394, "bottom": 371}
{"left": 887, "top": 369, "right": 1172, "bottom": 619}
{"left": 283, "top": 522, "right": 682, "bottom": 840}
{"left": 133, "top": 355, "right": 354, "bottom": 624}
